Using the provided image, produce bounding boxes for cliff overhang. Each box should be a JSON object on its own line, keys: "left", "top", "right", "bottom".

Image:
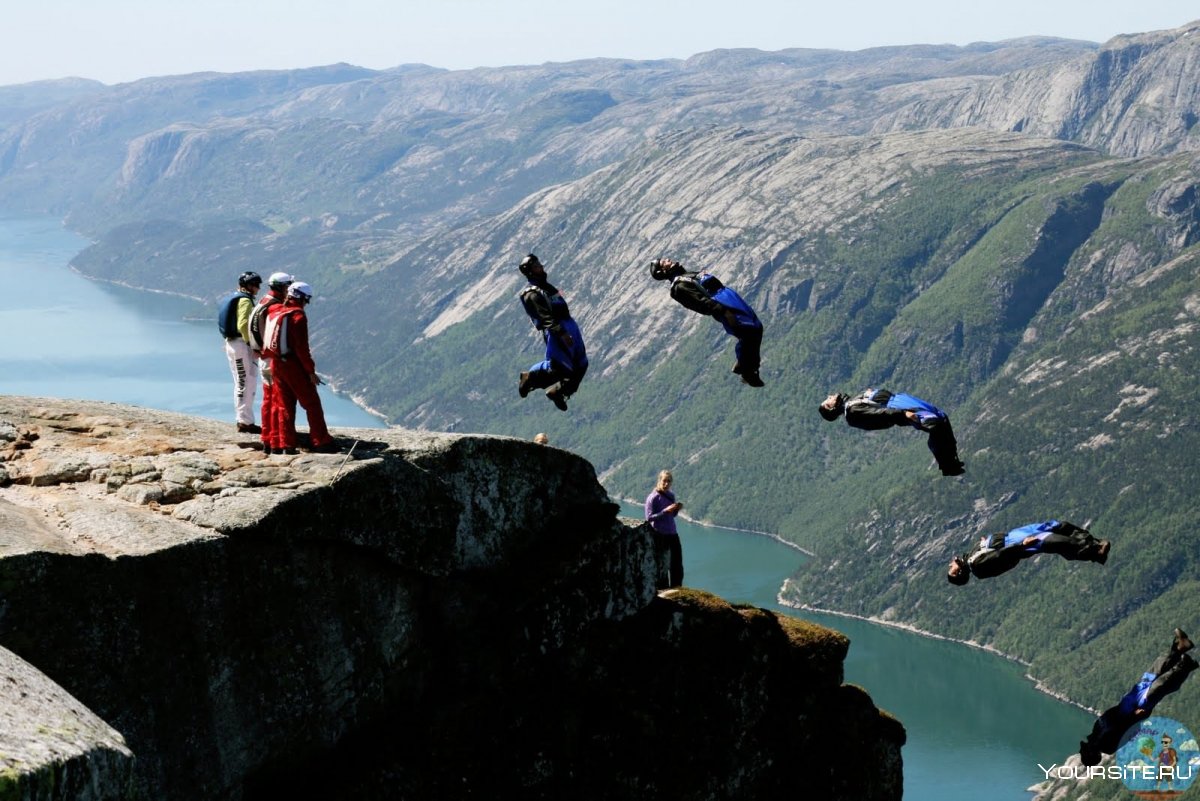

{"left": 0, "top": 397, "right": 903, "bottom": 800}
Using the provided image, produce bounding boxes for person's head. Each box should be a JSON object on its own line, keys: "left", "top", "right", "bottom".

{"left": 519, "top": 253, "right": 545, "bottom": 280}
{"left": 238, "top": 271, "right": 262, "bottom": 296}
{"left": 656, "top": 469, "right": 673, "bottom": 493}
{"left": 287, "top": 281, "right": 313, "bottom": 305}
{"left": 267, "top": 272, "right": 294, "bottom": 293}
{"left": 533, "top": 432, "right": 549, "bottom": 445}
{"left": 818, "top": 392, "right": 847, "bottom": 421}
{"left": 1163, "top": 734, "right": 1173, "bottom": 747}
{"left": 649, "top": 258, "right": 685, "bottom": 281}
{"left": 946, "top": 556, "right": 970, "bottom": 585}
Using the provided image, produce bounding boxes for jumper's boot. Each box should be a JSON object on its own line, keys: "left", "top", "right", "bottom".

{"left": 741, "top": 370, "right": 765, "bottom": 388}
{"left": 545, "top": 383, "right": 568, "bottom": 411}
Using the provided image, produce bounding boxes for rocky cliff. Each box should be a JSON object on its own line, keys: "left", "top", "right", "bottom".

{"left": 0, "top": 397, "right": 903, "bottom": 801}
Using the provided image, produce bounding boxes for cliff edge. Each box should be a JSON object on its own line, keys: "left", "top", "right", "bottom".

{"left": 0, "top": 396, "right": 903, "bottom": 800}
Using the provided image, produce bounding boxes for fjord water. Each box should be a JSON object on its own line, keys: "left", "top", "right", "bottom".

{"left": 0, "top": 216, "right": 383, "bottom": 428}
{"left": 2, "top": 216, "right": 1091, "bottom": 799}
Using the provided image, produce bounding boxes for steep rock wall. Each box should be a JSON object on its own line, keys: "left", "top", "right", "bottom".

{"left": 0, "top": 397, "right": 903, "bottom": 800}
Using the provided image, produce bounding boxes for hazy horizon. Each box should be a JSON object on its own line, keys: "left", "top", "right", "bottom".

{"left": 2, "top": 0, "right": 1197, "bottom": 89}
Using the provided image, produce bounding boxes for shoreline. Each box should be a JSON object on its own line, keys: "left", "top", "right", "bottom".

{"left": 612, "top": 495, "right": 816, "bottom": 557}
{"left": 779, "top": 581, "right": 1098, "bottom": 715}
{"left": 69, "top": 265, "right": 210, "bottom": 304}
{"left": 325, "top": 380, "right": 391, "bottom": 425}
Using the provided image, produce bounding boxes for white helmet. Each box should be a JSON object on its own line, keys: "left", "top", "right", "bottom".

{"left": 287, "top": 281, "right": 313, "bottom": 301}
{"left": 268, "top": 271, "right": 294, "bottom": 289}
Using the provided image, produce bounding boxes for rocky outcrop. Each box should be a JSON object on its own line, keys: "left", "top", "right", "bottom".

{"left": 0, "top": 397, "right": 903, "bottom": 800}
{"left": 0, "top": 646, "right": 133, "bottom": 801}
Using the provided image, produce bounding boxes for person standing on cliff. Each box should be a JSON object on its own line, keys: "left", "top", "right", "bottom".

{"left": 1079, "top": 628, "right": 1197, "bottom": 766}
{"left": 247, "top": 271, "right": 293, "bottom": 453}
{"left": 216, "top": 271, "right": 262, "bottom": 433}
{"left": 946, "top": 520, "right": 1110, "bottom": 585}
{"left": 262, "top": 281, "right": 338, "bottom": 454}
{"left": 516, "top": 253, "right": 588, "bottom": 411}
{"left": 818, "top": 388, "right": 965, "bottom": 476}
{"left": 645, "top": 469, "right": 684, "bottom": 589}
{"left": 648, "top": 258, "right": 765, "bottom": 387}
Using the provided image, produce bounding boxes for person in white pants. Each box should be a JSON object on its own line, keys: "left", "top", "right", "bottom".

{"left": 217, "top": 271, "right": 263, "bottom": 433}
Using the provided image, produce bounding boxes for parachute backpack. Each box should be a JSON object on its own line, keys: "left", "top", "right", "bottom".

{"left": 246, "top": 300, "right": 277, "bottom": 352}
{"left": 248, "top": 272, "right": 294, "bottom": 351}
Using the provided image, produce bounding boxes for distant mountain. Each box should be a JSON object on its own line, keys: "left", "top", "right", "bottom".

{"left": 874, "top": 19, "right": 1200, "bottom": 156}
{"left": 0, "top": 77, "right": 106, "bottom": 128}
{"left": 1, "top": 38, "right": 1096, "bottom": 234}
{"left": 5, "top": 21, "right": 1200, "bottom": 725}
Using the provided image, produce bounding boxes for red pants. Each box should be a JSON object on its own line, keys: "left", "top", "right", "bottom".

{"left": 270, "top": 357, "right": 332, "bottom": 449}
{"left": 260, "top": 373, "right": 277, "bottom": 447}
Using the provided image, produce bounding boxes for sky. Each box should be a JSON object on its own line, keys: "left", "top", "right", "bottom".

{"left": 3, "top": 0, "right": 1199, "bottom": 87}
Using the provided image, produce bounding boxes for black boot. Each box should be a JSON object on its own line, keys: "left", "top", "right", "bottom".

{"left": 1174, "top": 628, "right": 1194, "bottom": 654}
{"left": 741, "top": 370, "right": 765, "bottom": 388}
{"left": 546, "top": 384, "right": 568, "bottom": 411}
{"left": 518, "top": 371, "right": 533, "bottom": 398}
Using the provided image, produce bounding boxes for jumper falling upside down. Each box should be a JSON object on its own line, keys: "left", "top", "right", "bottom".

{"left": 1079, "top": 628, "right": 1197, "bottom": 767}
{"left": 516, "top": 254, "right": 589, "bottom": 412}
{"left": 819, "top": 388, "right": 965, "bottom": 476}
{"left": 649, "top": 258, "right": 765, "bottom": 387}
{"left": 947, "top": 520, "right": 1110, "bottom": 585}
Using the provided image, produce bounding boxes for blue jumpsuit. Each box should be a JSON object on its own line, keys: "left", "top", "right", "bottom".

{"left": 520, "top": 283, "right": 588, "bottom": 396}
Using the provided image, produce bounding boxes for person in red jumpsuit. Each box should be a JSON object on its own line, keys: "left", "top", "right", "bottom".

{"left": 250, "top": 271, "right": 293, "bottom": 452}
{"left": 263, "top": 281, "right": 338, "bottom": 454}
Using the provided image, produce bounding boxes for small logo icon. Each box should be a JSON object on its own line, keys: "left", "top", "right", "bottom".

{"left": 1117, "top": 716, "right": 1197, "bottom": 798}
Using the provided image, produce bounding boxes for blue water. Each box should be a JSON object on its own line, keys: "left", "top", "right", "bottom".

{"left": 620, "top": 501, "right": 1096, "bottom": 800}
{"left": 0, "top": 215, "right": 1095, "bottom": 799}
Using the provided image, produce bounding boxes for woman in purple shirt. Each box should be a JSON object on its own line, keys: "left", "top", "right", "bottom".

{"left": 645, "top": 470, "right": 684, "bottom": 588}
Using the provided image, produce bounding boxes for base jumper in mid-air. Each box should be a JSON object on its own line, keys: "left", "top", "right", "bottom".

{"left": 947, "top": 520, "right": 1111, "bottom": 585}
{"left": 649, "top": 258, "right": 765, "bottom": 387}
{"left": 517, "top": 253, "right": 588, "bottom": 411}
{"left": 1079, "top": 628, "right": 1197, "bottom": 766}
{"left": 819, "top": 388, "right": 965, "bottom": 476}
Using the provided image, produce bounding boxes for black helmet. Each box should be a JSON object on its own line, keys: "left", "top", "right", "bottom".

{"left": 519, "top": 254, "right": 542, "bottom": 277}
{"left": 238, "top": 271, "right": 262, "bottom": 288}
{"left": 947, "top": 556, "right": 970, "bottom": 586}
{"left": 818, "top": 393, "right": 847, "bottom": 421}
{"left": 649, "top": 258, "right": 682, "bottom": 281}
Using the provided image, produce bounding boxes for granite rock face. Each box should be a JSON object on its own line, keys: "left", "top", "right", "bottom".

{"left": 0, "top": 397, "right": 903, "bottom": 801}
{"left": 875, "top": 20, "right": 1200, "bottom": 157}
{"left": 0, "top": 646, "right": 133, "bottom": 801}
